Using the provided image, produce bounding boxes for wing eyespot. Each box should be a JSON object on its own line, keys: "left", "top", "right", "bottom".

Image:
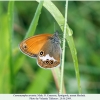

{"left": 22, "top": 43, "right": 27, "bottom": 50}
{"left": 39, "top": 50, "right": 44, "bottom": 56}
{"left": 50, "top": 60, "right": 54, "bottom": 64}
{"left": 45, "top": 60, "right": 49, "bottom": 64}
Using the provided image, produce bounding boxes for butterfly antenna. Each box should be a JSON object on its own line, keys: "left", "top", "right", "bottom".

{"left": 54, "top": 22, "right": 55, "bottom": 32}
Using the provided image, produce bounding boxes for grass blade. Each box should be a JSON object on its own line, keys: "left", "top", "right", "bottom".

{"left": 8, "top": 1, "right": 14, "bottom": 93}
{"left": 36, "top": 0, "right": 81, "bottom": 93}
{"left": 0, "top": 1, "right": 14, "bottom": 93}
{"left": 25, "top": 1, "right": 44, "bottom": 39}
{"left": 59, "top": 0, "right": 68, "bottom": 94}
{"left": 14, "top": 1, "right": 44, "bottom": 74}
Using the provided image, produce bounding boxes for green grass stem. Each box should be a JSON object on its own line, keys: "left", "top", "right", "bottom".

{"left": 25, "top": 1, "right": 44, "bottom": 39}
{"left": 8, "top": 1, "right": 14, "bottom": 93}
{"left": 59, "top": 0, "right": 68, "bottom": 94}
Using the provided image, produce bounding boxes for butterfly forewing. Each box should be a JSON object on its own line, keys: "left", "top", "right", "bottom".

{"left": 19, "top": 34, "right": 52, "bottom": 57}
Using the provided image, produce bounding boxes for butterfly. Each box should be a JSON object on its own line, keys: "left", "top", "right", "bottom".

{"left": 19, "top": 31, "right": 62, "bottom": 69}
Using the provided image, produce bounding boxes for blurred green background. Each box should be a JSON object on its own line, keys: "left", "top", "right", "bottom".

{"left": 0, "top": 1, "right": 100, "bottom": 93}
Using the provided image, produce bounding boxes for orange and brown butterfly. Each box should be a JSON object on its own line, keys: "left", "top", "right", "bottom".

{"left": 19, "top": 31, "right": 62, "bottom": 69}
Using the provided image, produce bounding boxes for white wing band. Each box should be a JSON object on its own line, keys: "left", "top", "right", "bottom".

{"left": 39, "top": 54, "right": 56, "bottom": 62}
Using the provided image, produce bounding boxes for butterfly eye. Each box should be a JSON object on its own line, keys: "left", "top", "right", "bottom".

{"left": 39, "top": 51, "right": 44, "bottom": 56}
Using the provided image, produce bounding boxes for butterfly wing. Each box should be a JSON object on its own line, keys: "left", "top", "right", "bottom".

{"left": 37, "top": 33, "right": 61, "bottom": 68}
{"left": 19, "top": 34, "right": 52, "bottom": 57}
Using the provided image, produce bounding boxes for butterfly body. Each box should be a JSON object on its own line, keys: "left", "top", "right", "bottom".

{"left": 19, "top": 31, "right": 61, "bottom": 69}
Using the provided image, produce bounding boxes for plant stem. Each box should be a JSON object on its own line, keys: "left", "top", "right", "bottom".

{"left": 59, "top": 0, "right": 68, "bottom": 94}
{"left": 8, "top": 1, "right": 14, "bottom": 93}
{"left": 25, "top": 0, "right": 44, "bottom": 39}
